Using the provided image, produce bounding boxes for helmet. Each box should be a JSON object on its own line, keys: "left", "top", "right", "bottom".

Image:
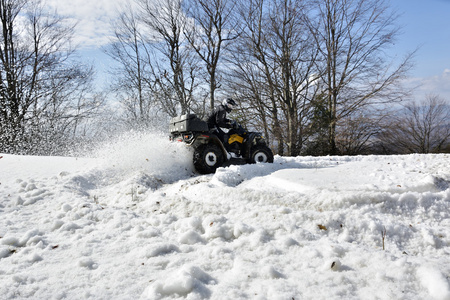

{"left": 223, "top": 98, "right": 237, "bottom": 112}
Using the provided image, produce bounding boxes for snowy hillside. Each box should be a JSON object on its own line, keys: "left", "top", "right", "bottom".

{"left": 1, "top": 132, "right": 450, "bottom": 300}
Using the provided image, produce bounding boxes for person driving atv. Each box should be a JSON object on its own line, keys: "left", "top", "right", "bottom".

{"left": 206, "top": 98, "right": 238, "bottom": 146}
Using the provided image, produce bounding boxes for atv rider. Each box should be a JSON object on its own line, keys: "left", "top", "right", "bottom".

{"left": 206, "top": 98, "right": 238, "bottom": 146}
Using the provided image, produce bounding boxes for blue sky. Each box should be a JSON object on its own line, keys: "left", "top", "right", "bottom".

{"left": 392, "top": 0, "right": 450, "bottom": 75}
{"left": 47, "top": 0, "right": 450, "bottom": 100}
{"left": 387, "top": 0, "right": 450, "bottom": 100}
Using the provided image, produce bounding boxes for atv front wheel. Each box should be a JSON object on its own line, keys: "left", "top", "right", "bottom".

{"left": 250, "top": 145, "right": 274, "bottom": 164}
{"left": 193, "top": 143, "right": 224, "bottom": 174}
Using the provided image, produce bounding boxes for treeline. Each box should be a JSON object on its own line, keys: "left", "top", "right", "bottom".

{"left": 0, "top": 0, "right": 104, "bottom": 155}
{"left": 1, "top": 0, "right": 449, "bottom": 156}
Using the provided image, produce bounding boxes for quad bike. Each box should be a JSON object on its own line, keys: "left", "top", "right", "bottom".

{"left": 169, "top": 114, "right": 274, "bottom": 174}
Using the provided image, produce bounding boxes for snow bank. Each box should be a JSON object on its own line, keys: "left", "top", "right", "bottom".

{"left": 0, "top": 152, "right": 449, "bottom": 299}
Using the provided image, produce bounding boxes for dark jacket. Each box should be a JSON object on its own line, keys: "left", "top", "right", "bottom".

{"left": 206, "top": 104, "right": 233, "bottom": 129}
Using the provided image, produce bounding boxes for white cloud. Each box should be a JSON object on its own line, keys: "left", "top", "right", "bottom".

{"left": 405, "top": 69, "right": 450, "bottom": 102}
{"left": 46, "top": 0, "right": 132, "bottom": 48}
{"left": 419, "top": 69, "right": 450, "bottom": 100}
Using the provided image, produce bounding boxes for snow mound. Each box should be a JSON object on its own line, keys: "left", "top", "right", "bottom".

{"left": 417, "top": 266, "right": 450, "bottom": 300}
{"left": 143, "top": 265, "right": 216, "bottom": 299}
{"left": 0, "top": 152, "right": 449, "bottom": 299}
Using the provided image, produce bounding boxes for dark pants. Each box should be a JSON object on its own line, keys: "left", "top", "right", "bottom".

{"left": 210, "top": 126, "right": 228, "bottom": 146}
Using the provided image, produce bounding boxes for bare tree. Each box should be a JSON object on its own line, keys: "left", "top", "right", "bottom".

{"left": 0, "top": 0, "right": 97, "bottom": 154}
{"left": 228, "top": 0, "right": 320, "bottom": 156}
{"left": 227, "top": 0, "right": 283, "bottom": 153}
{"left": 104, "top": 4, "right": 157, "bottom": 123}
{"left": 106, "top": 0, "right": 206, "bottom": 122}
{"left": 307, "top": 0, "right": 413, "bottom": 154}
{"left": 184, "top": 0, "right": 239, "bottom": 110}
{"left": 138, "top": 0, "right": 201, "bottom": 115}
{"left": 380, "top": 95, "right": 450, "bottom": 154}
{"left": 335, "top": 112, "right": 384, "bottom": 155}
{"left": 268, "top": 0, "right": 320, "bottom": 156}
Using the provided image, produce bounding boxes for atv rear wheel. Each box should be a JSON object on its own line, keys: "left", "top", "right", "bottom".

{"left": 193, "top": 143, "right": 224, "bottom": 174}
{"left": 250, "top": 145, "right": 274, "bottom": 164}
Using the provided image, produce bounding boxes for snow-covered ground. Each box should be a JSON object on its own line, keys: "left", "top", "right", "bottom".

{"left": 1, "top": 132, "right": 450, "bottom": 300}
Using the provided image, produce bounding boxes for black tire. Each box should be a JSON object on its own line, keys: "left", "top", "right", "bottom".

{"left": 193, "top": 143, "right": 225, "bottom": 174}
{"left": 249, "top": 145, "right": 274, "bottom": 164}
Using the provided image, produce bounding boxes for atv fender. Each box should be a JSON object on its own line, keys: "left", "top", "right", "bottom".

{"left": 242, "top": 132, "right": 261, "bottom": 160}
